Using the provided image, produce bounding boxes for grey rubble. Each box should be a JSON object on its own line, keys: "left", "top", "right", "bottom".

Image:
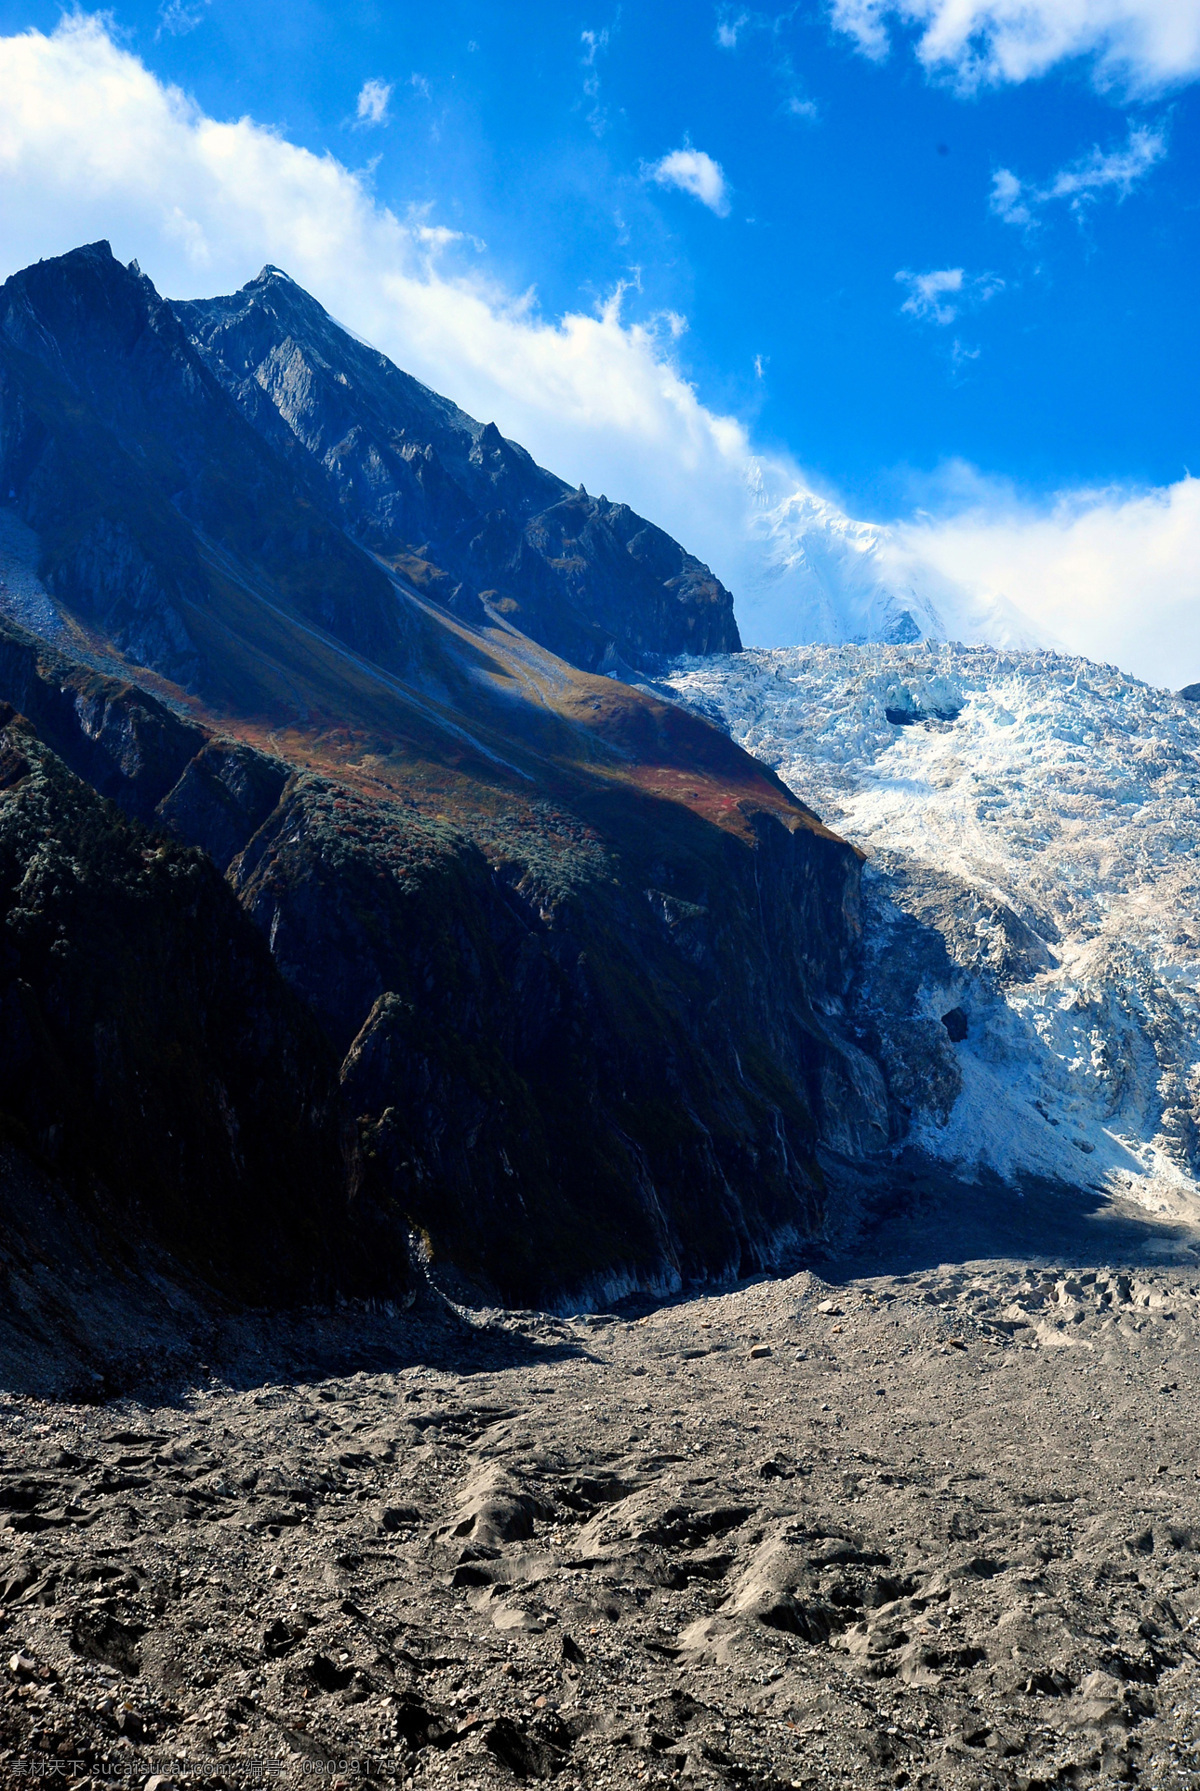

{"left": 3, "top": 1241, "right": 1200, "bottom": 1789}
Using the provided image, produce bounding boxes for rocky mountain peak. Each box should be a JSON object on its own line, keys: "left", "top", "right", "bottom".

{"left": 177, "top": 269, "right": 742, "bottom": 671}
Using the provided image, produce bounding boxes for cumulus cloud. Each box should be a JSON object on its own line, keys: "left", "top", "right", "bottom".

{"left": 991, "top": 120, "right": 1167, "bottom": 224}
{"left": 829, "top": 0, "right": 1200, "bottom": 92}
{"left": 895, "top": 266, "right": 1004, "bottom": 325}
{"left": 355, "top": 79, "right": 392, "bottom": 126}
{"left": 0, "top": 15, "right": 1196, "bottom": 689}
{"left": 892, "top": 475, "right": 1200, "bottom": 690}
{"left": 646, "top": 146, "right": 732, "bottom": 215}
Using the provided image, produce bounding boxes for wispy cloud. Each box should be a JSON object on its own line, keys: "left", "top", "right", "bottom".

{"left": 716, "top": 10, "right": 750, "bottom": 47}
{"left": 580, "top": 26, "right": 612, "bottom": 135}
{"left": 989, "top": 168, "right": 1032, "bottom": 227}
{"left": 896, "top": 266, "right": 1003, "bottom": 325}
{"left": 897, "top": 266, "right": 964, "bottom": 324}
{"left": 991, "top": 121, "right": 1167, "bottom": 225}
{"left": 829, "top": 0, "right": 1200, "bottom": 93}
{"left": 156, "top": 0, "right": 208, "bottom": 37}
{"left": 646, "top": 145, "right": 732, "bottom": 215}
{"left": 581, "top": 26, "right": 609, "bottom": 64}
{"left": 712, "top": 9, "right": 817, "bottom": 117}
{"left": 355, "top": 79, "right": 392, "bottom": 127}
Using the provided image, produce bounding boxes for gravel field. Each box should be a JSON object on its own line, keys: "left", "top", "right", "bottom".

{"left": 4, "top": 1181, "right": 1200, "bottom": 1791}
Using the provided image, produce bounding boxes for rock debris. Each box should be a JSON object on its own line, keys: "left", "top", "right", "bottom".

{"left": 3, "top": 1241, "right": 1200, "bottom": 1788}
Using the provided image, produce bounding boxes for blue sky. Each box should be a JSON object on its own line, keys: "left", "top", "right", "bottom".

{"left": 1, "top": 1, "right": 1199, "bottom": 679}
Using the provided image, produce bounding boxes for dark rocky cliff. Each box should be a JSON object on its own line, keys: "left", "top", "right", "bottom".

{"left": 230, "top": 770, "right": 884, "bottom": 1306}
{"left": 0, "top": 243, "right": 407, "bottom": 693}
{"left": 176, "top": 268, "right": 742, "bottom": 672}
{"left": 0, "top": 697, "right": 411, "bottom": 1323}
{"left": 0, "top": 614, "right": 885, "bottom": 1310}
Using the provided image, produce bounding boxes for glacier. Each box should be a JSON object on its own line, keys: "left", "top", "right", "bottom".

{"left": 665, "top": 642, "right": 1200, "bottom": 1220}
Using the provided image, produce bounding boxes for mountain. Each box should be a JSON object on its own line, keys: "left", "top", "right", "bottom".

{"left": 733, "top": 476, "right": 1046, "bottom": 653}
{"left": 667, "top": 641, "right": 1200, "bottom": 1219}
{"left": 0, "top": 243, "right": 407, "bottom": 695}
{"left": 176, "top": 266, "right": 741, "bottom": 674}
{"left": 0, "top": 244, "right": 885, "bottom": 1356}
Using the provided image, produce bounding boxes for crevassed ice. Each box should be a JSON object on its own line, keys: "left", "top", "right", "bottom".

{"left": 665, "top": 642, "right": 1200, "bottom": 1220}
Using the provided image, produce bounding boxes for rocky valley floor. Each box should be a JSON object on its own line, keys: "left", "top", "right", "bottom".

{"left": 6, "top": 1182, "right": 1200, "bottom": 1791}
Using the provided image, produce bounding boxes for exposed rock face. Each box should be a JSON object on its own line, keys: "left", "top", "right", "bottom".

{"left": 6, "top": 615, "right": 884, "bottom": 1304}
{"left": 0, "top": 701, "right": 410, "bottom": 1322}
{"left": 230, "top": 775, "right": 884, "bottom": 1305}
{"left": 0, "top": 603, "right": 886, "bottom": 1310}
{"left": 0, "top": 242, "right": 406, "bottom": 691}
{"left": 176, "top": 267, "right": 742, "bottom": 671}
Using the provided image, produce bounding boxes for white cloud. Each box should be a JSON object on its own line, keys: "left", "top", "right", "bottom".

{"left": 355, "top": 79, "right": 392, "bottom": 126}
{"left": 0, "top": 18, "right": 752, "bottom": 607}
{"left": 580, "top": 27, "right": 611, "bottom": 135}
{"left": 157, "top": 0, "right": 209, "bottom": 36}
{"left": 989, "top": 167, "right": 1032, "bottom": 226}
{"left": 580, "top": 26, "right": 609, "bottom": 65}
{"left": 891, "top": 475, "right": 1200, "bottom": 690}
{"left": 896, "top": 266, "right": 1003, "bottom": 326}
{"left": 646, "top": 146, "right": 732, "bottom": 215}
{"left": 830, "top": 0, "right": 1200, "bottom": 92}
{"left": 716, "top": 11, "right": 750, "bottom": 48}
{"left": 992, "top": 120, "right": 1167, "bottom": 225}
{"left": 0, "top": 16, "right": 1197, "bottom": 690}
{"left": 735, "top": 468, "right": 1200, "bottom": 689}
{"left": 896, "top": 266, "right": 962, "bottom": 324}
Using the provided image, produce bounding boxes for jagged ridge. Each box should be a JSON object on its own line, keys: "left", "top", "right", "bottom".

{"left": 176, "top": 266, "right": 741, "bottom": 673}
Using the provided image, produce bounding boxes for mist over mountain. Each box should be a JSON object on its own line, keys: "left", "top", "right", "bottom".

{"left": 736, "top": 476, "right": 1048, "bottom": 655}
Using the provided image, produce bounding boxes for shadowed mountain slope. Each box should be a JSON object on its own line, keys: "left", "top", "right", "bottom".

{"left": 0, "top": 245, "right": 887, "bottom": 1321}
{"left": 0, "top": 701, "right": 411, "bottom": 1324}
{"left": 176, "top": 267, "right": 741, "bottom": 673}
{"left": 0, "top": 242, "right": 407, "bottom": 692}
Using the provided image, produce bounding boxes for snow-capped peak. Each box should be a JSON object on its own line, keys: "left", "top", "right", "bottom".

{"left": 736, "top": 467, "right": 1049, "bottom": 654}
